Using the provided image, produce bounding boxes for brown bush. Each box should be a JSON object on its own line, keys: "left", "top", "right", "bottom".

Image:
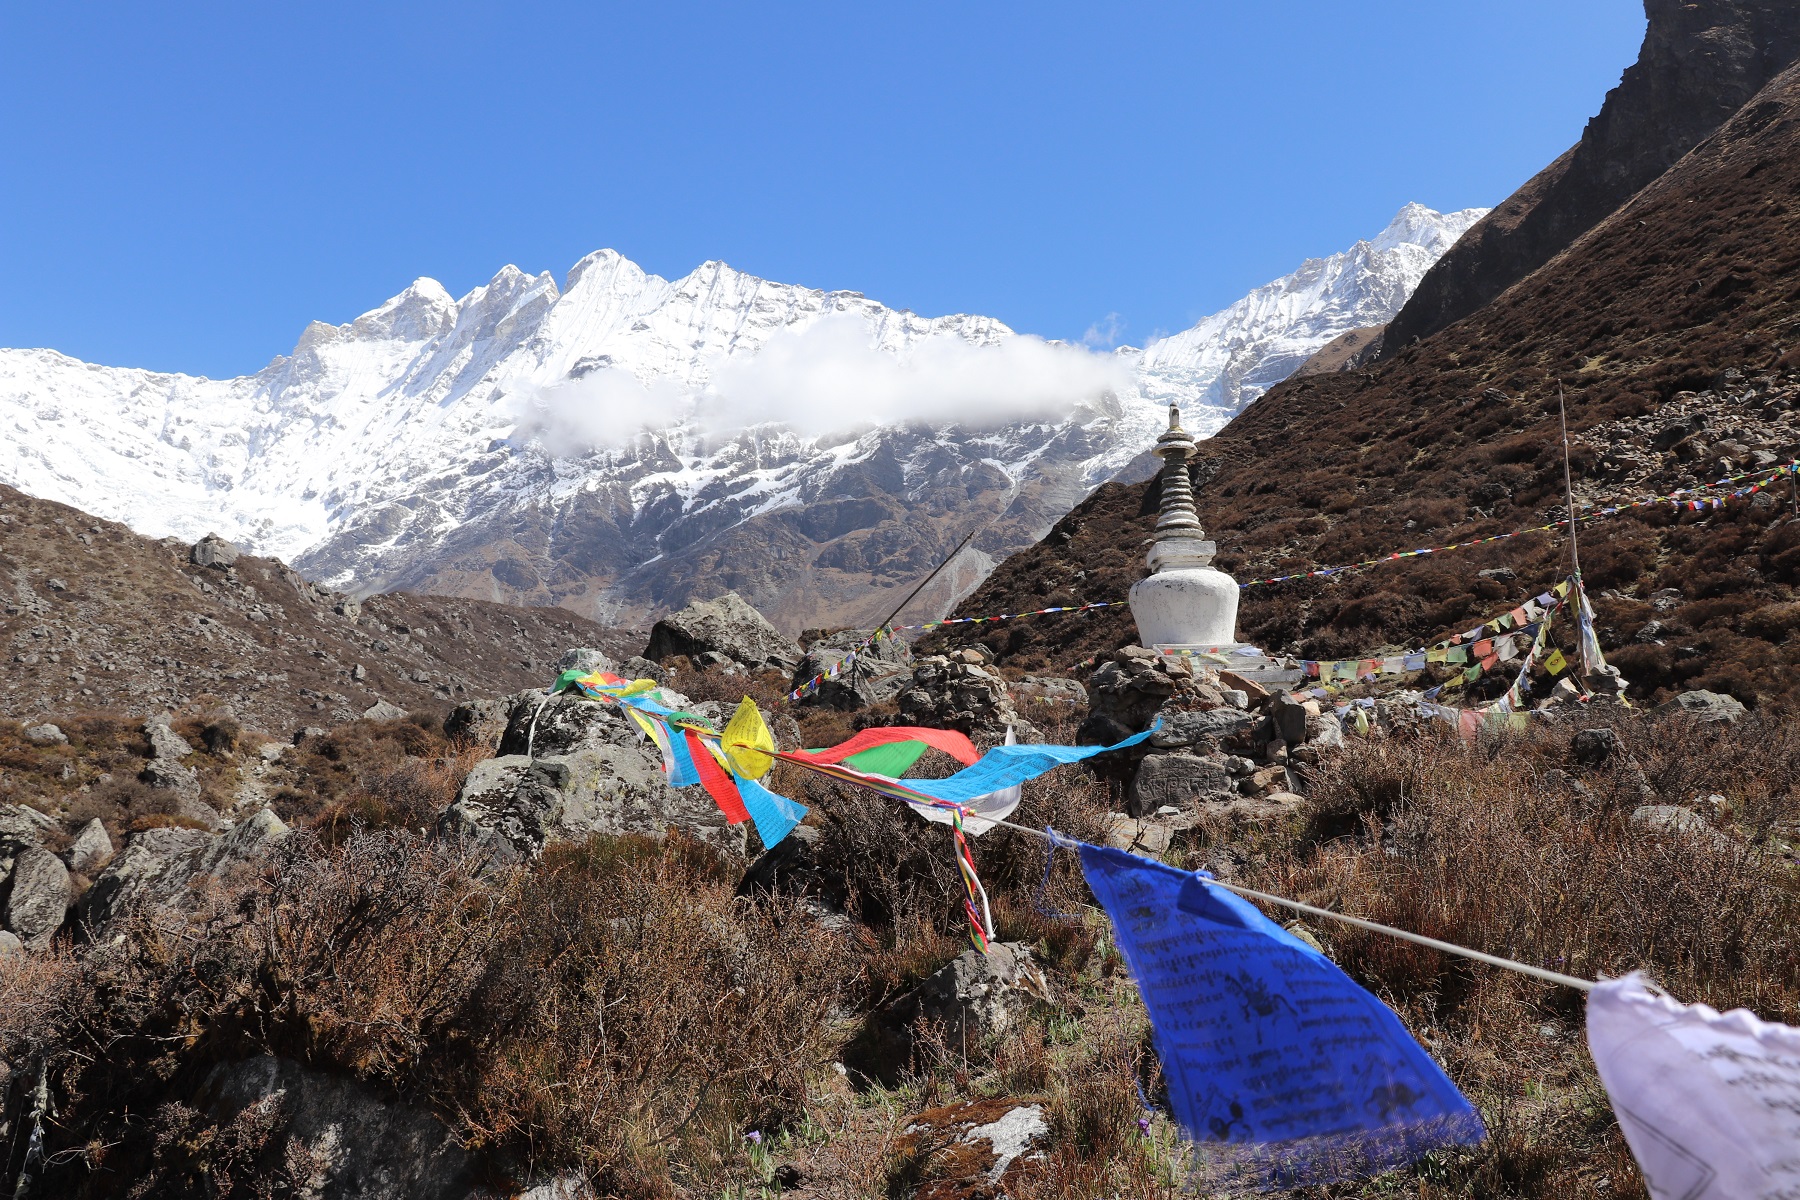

{"left": 0, "top": 828, "right": 852, "bottom": 1198}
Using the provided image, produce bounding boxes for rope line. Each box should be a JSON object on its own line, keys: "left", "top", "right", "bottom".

{"left": 1032, "top": 822, "right": 1594, "bottom": 990}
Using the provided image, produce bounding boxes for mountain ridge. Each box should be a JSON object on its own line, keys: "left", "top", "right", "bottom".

{"left": 1, "top": 204, "right": 1482, "bottom": 633}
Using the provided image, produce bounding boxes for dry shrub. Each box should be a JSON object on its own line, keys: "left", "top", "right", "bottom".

{"left": 0, "top": 828, "right": 851, "bottom": 1198}
{"left": 1240, "top": 714, "right": 1800, "bottom": 1195}
{"left": 312, "top": 742, "right": 491, "bottom": 841}
{"left": 451, "top": 833, "right": 849, "bottom": 1193}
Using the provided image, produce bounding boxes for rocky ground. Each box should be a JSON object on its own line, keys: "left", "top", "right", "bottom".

{"left": 8, "top": 581, "right": 1787, "bottom": 1198}
{"left": 0, "top": 484, "right": 641, "bottom": 734}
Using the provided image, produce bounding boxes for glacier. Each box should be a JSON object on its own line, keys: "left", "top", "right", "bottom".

{"left": 0, "top": 202, "right": 1484, "bottom": 631}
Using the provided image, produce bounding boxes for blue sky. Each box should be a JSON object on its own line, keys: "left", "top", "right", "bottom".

{"left": 1, "top": 2, "right": 1646, "bottom": 379}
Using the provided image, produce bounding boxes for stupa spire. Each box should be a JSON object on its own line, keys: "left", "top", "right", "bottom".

{"left": 1152, "top": 403, "right": 1203, "bottom": 540}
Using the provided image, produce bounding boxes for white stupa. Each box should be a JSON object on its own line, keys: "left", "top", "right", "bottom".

{"left": 1127, "top": 403, "right": 1242, "bottom": 649}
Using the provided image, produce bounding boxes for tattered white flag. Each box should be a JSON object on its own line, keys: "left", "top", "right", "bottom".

{"left": 1586, "top": 972, "right": 1800, "bottom": 1199}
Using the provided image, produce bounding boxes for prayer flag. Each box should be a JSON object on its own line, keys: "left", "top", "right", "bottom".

{"left": 721, "top": 697, "right": 776, "bottom": 780}
{"left": 1473, "top": 639, "right": 1494, "bottom": 658}
{"left": 1587, "top": 973, "right": 1800, "bottom": 1200}
{"left": 1448, "top": 647, "right": 1470, "bottom": 665}
{"left": 1403, "top": 653, "right": 1427, "bottom": 671}
{"left": 1545, "top": 649, "right": 1568, "bottom": 675}
{"left": 735, "top": 774, "right": 808, "bottom": 849}
{"left": 1426, "top": 649, "right": 1448, "bottom": 664}
{"left": 1075, "top": 846, "right": 1483, "bottom": 1189}
{"left": 664, "top": 723, "right": 704, "bottom": 788}
{"left": 686, "top": 730, "right": 751, "bottom": 823}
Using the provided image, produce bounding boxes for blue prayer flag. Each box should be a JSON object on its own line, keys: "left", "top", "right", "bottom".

{"left": 890, "top": 725, "right": 1159, "bottom": 804}
{"left": 735, "top": 774, "right": 807, "bottom": 850}
{"left": 664, "top": 726, "right": 703, "bottom": 788}
{"left": 1075, "top": 843, "right": 1484, "bottom": 1190}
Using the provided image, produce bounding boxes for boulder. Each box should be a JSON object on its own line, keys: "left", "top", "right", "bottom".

{"left": 737, "top": 825, "right": 851, "bottom": 930}
{"left": 23, "top": 723, "right": 66, "bottom": 745}
{"left": 1570, "top": 727, "right": 1620, "bottom": 766}
{"left": 0, "top": 931, "right": 20, "bottom": 956}
{"left": 791, "top": 641, "right": 909, "bottom": 711}
{"left": 144, "top": 719, "right": 194, "bottom": 761}
{"left": 1146, "top": 707, "right": 1257, "bottom": 751}
{"left": 362, "top": 699, "right": 409, "bottom": 722}
{"left": 0, "top": 803, "right": 54, "bottom": 854}
{"left": 1267, "top": 692, "right": 1310, "bottom": 746}
{"left": 81, "top": 810, "right": 289, "bottom": 929}
{"left": 644, "top": 592, "right": 801, "bottom": 671}
{"left": 555, "top": 647, "right": 617, "bottom": 676}
{"left": 1655, "top": 690, "right": 1747, "bottom": 725}
{"left": 204, "top": 1056, "right": 476, "bottom": 1198}
{"left": 451, "top": 693, "right": 745, "bottom": 857}
{"left": 857, "top": 943, "right": 1049, "bottom": 1082}
{"left": 65, "top": 818, "right": 114, "bottom": 874}
{"left": 1630, "top": 805, "right": 1726, "bottom": 844}
{"left": 443, "top": 698, "right": 510, "bottom": 749}
{"left": 895, "top": 1098, "right": 1050, "bottom": 1200}
{"left": 189, "top": 533, "right": 240, "bottom": 568}
{"left": 4, "top": 847, "right": 70, "bottom": 943}
{"left": 1126, "top": 753, "right": 1235, "bottom": 816}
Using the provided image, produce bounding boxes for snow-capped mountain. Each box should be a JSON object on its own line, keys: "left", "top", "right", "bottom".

{"left": 0, "top": 203, "right": 1483, "bottom": 632}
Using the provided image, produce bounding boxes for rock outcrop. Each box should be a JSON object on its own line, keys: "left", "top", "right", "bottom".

{"left": 644, "top": 593, "right": 801, "bottom": 672}
{"left": 203, "top": 1056, "right": 478, "bottom": 1199}
{"left": 81, "top": 809, "right": 291, "bottom": 930}
{"left": 856, "top": 942, "right": 1049, "bottom": 1082}
{"left": 441, "top": 690, "right": 746, "bottom": 859}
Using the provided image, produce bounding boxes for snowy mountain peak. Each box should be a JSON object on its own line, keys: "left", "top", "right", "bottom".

{"left": 0, "top": 201, "right": 1483, "bottom": 631}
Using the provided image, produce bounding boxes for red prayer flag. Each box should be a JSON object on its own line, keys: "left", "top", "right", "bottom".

{"left": 685, "top": 729, "right": 750, "bottom": 823}
{"left": 798, "top": 726, "right": 980, "bottom": 766}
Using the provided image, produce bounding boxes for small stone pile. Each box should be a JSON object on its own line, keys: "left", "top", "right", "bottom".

{"left": 895, "top": 648, "right": 1036, "bottom": 739}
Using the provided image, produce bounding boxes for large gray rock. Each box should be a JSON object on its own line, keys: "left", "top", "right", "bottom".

{"left": 791, "top": 630, "right": 911, "bottom": 710}
{"left": 555, "top": 647, "right": 617, "bottom": 676}
{"left": 857, "top": 942, "right": 1049, "bottom": 1082}
{"left": 361, "top": 699, "right": 408, "bottom": 722}
{"left": 0, "top": 931, "right": 20, "bottom": 955}
{"left": 442, "top": 697, "right": 510, "bottom": 749}
{"left": 1126, "top": 753, "right": 1236, "bottom": 816}
{"left": 1147, "top": 706, "right": 1258, "bottom": 750}
{"left": 0, "top": 803, "right": 54, "bottom": 854}
{"left": 644, "top": 592, "right": 801, "bottom": 671}
{"left": 1655, "top": 690, "right": 1747, "bottom": 725}
{"left": 4, "top": 847, "right": 70, "bottom": 943}
{"left": 205, "top": 1056, "right": 476, "bottom": 1199}
{"left": 24, "top": 723, "right": 66, "bottom": 745}
{"left": 450, "top": 693, "right": 745, "bottom": 857}
{"left": 144, "top": 719, "right": 194, "bottom": 761}
{"left": 189, "top": 533, "right": 239, "bottom": 568}
{"left": 65, "top": 818, "right": 113, "bottom": 875}
{"left": 81, "top": 810, "right": 289, "bottom": 929}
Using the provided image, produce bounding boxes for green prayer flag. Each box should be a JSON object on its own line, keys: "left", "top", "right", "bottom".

{"left": 837, "top": 741, "right": 930, "bottom": 777}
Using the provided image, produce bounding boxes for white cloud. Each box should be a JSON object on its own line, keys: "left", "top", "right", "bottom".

{"left": 514, "top": 314, "right": 1132, "bottom": 453}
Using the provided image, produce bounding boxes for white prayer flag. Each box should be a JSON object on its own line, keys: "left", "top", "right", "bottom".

{"left": 1586, "top": 972, "right": 1800, "bottom": 1199}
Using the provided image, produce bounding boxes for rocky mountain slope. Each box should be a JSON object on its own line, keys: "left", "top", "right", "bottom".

{"left": 944, "top": 55, "right": 1800, "bottom": 709}
{"left": 1, "top": 207, "right": 1480, "bottom": 634}
{"left": 1379, "top": 0, "right": 1800, "bottom": 354}
{"left": 0, "top": 484, "right": 635, "bottom": 734}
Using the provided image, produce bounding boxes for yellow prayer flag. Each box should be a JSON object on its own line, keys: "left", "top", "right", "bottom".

{"left": 1545, "top": 649, "right": 1568, "bottom": 675}
{"left": 721, "top": 696, "right": 776, "bottom": 780}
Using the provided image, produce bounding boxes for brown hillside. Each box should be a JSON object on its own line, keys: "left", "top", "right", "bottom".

{"left": 0, "top": 484, "right": 638, "bottom": 734}
{"left": 1381, "top": 0, "right": 1800, "bottom": 353}
{"left": 940, "top": 60, "right": 1800, "bottom": 709}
